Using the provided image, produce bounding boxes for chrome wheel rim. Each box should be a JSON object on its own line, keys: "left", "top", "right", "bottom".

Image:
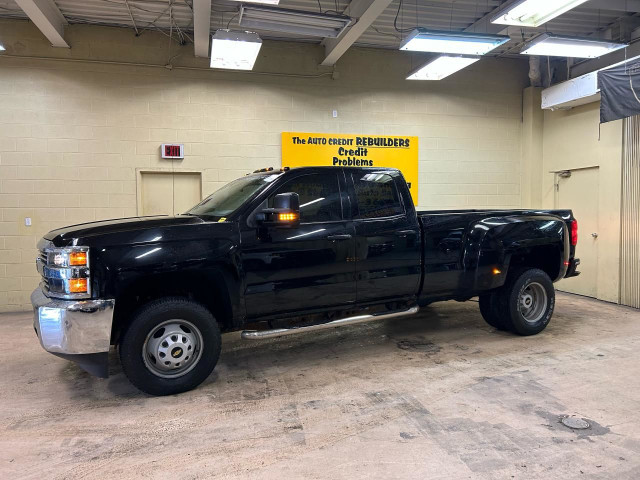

{"left": 142, "top": 320, "right": 203, "bottom": 378}
{"left": 518, "top": 282, "right": 547, "bottom": 324}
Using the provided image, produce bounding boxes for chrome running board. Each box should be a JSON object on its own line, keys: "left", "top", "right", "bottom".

{"left": 240, "top": 306, "right": 419, "bottom": 340}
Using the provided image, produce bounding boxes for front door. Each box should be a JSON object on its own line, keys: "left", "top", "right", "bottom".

{"left": 241, "top": 170, "right": 356, "bottom": 318}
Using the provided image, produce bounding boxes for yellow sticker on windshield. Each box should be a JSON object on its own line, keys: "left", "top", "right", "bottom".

{"left": 218, "top": 217, "right": 226, "bottom": 222}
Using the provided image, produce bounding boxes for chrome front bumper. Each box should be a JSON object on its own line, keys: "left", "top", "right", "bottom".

{"left": 31, "top": 288, "right": 115, "bottom": 377}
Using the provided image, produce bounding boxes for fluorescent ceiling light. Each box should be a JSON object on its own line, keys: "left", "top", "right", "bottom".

{"left": 239, "top": 5, "right": 352, "bottom": 38}
{"left": 210, "top": 30, "right": 262, "bottom": 70}
{"left": 400, "top": 29, "right": 510, "bottom": 56}
{"left": 521, "top": 34, "right": 627, "bottom": 58}
{"left": 228, "top": 0, "right": 279, "bottom": 4}
{"left": 491, "top": 0, "right": 589, "bottom": 28}
{"left": 407, "top": 55, "right": 480, "bottom": 81}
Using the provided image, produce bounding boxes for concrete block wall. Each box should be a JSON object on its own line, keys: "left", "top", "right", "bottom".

{"left": 0, "top": 20, "right": 529, "bottom": 311}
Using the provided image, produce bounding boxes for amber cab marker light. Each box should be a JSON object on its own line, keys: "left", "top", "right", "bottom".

{"left": 69, "top": 278, "right": 88, "bottom": 293}
{"left": 492, "top": 268, "right": 502, "bottom": 275}
{"left": 279, "top": 213, "right": 298, "bottom": 222}
{"left": 69, "top": 251, "right": 87, "bottom": 266}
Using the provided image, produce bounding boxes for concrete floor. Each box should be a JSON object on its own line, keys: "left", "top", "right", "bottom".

{"left": 1, "top": 293, "right": 640, "bottom": 479}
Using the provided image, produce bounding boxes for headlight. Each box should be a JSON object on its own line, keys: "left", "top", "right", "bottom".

{"left": 51, "top": 247, "right": 89, "bottom": 267}
{"left": 38, "top": 246, "right": 91, "bottom": 299}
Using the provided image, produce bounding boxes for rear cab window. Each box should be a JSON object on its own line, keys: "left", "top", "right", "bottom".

{"left": 352, "top": 172, "right": 404, "bottom": 219}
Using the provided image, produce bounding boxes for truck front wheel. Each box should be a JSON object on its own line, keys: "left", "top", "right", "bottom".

{"left": 119, "top": 298, "right": 221, "bottom": 395}
{"left": 496, "top": 268, "right": 555, "bottom": 336}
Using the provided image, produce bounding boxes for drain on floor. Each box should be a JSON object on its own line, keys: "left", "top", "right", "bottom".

{"left": 561, "top": 415, "right": 590, "bottom": 430}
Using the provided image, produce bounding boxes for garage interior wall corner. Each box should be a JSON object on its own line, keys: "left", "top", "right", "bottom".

{"left": 541, "top": 102, "right": 623, "bottom": 303}
{"left": 0, "top": 20, "right": 530, "bottom": 312}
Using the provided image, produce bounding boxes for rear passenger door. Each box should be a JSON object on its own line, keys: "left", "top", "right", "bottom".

{"left": 349, "top": 171, "right": 421, "bottom": 304}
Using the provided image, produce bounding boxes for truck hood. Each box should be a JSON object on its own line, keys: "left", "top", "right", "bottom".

{"left": 44, "top": 215, "right": 206, "bottom": 246}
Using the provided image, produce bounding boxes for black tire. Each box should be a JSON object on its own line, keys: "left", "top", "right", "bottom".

{"left": 496, "top": 268, "right": 555, "bottom": 336}
{"left": 479, "top": 293, "right": 509, "bottom": 330}
{"left": 119, "top": 297, "right": 221, "bottom": 396}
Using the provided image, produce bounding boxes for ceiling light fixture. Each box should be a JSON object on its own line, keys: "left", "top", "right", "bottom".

{"left": 228, "top": 0, "right": 280, "bottom": 4}
{"left": 400, "top": 28, "right": 510, "bottom": 56}
{"left": 407, "top": 55, "right": 480, "bottom": 81}
{"left": 210, "top": 30, "right": 262, "bottom": 70}
{"left": 520, "top": 33, "right": 627, "bottom": 58}
{"left": 238, "top": 5, "right": 352, "bottom": 38}
{"left": 491, "top": 0, "right": 589, "bottom": 28}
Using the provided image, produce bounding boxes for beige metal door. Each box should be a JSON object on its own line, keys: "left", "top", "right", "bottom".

{"left": 140, "top": 172, "right": 202, "bottom": 216}
{"left": 555, "top": 167, "right": 599, "bottom": 297}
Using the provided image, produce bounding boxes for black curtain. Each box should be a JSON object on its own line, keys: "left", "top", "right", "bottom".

{"left": 598, "top": 59, "right": 640, "bottom": 123}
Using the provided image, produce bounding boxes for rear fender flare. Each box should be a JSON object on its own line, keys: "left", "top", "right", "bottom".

{"left": 461, "top": 215, "right": 568, "bottom": 291}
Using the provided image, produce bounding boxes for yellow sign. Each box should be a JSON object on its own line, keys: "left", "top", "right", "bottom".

{"left": 282, "top": 132, "right": 419, "bottom": 205}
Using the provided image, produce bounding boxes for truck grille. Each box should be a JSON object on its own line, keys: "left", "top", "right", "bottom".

{"left": 38, "top": 249, "right": 52, "bottom": 294}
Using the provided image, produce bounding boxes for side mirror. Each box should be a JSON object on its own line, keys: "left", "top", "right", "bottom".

{"left": 257, "top": 192, "right": 300, "bottom": 228}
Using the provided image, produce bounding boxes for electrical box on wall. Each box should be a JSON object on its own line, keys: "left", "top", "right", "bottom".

{"left": 161, "top": 144, "right": 185, "bottom": 159}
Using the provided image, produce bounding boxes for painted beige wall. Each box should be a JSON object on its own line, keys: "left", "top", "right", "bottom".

{"left": 0, "top": 20, "right": 528, "bottom": 312}
{"left": 521, "top": 87, "right": 544, "bottom": 208}
{"left": 541, "top": 102, "right": 623, "bottom": 303}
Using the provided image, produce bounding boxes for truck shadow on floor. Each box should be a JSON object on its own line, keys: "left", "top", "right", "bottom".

{"left": 59, "top": 300, "right": 588, "bottom": 400}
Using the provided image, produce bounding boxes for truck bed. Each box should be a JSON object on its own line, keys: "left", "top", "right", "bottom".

{"left": 416, "top": 207, "right": 577, "bottom": 303}
{"left": 417, "top": 208, "right": 573, "bottom": 220}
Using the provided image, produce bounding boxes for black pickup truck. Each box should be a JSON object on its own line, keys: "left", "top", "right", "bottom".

{"left": 32, "top": 167, "right": 579, "bottom": 395}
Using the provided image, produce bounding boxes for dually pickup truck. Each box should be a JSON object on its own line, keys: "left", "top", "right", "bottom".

{"left": 32, "top": 167, "right": 580, "bottom": 395}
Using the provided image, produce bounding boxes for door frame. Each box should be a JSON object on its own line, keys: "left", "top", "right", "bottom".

{"left": 552, "top": 164, "right": 600, "bottom": 298}
{"left": 136, "top": 168, "right": 203, "bottom": 216}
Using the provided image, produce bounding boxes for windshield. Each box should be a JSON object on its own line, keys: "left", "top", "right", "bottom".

{"left": 185, "top": 173, "right": 282, "bottom": 218}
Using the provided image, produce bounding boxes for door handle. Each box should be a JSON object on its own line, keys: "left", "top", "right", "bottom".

{"left": 396, "top": 230, "right": 417, "bottom": 237}
{"left": 591, "top": 232, "right": 598, "bottom": 238}
{"left": 326, "top": 234, "right": 352, "bottom": 241}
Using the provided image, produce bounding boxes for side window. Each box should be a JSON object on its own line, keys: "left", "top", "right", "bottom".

{"left": 268, "top": 173, "right": 342, "bottom": 223}
{"left": 353, "top": 172, "right": 404, "bottom": 219}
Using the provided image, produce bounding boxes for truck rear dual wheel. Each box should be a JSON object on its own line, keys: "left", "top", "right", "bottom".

{"left": 480, "top": 268, "right": 555, "bottom": 336}
{"left": 479, "top": 294, "right": 508, "bottom": 330}
{"left": 119, "top": 298, "right": 221, "bottom": 396}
